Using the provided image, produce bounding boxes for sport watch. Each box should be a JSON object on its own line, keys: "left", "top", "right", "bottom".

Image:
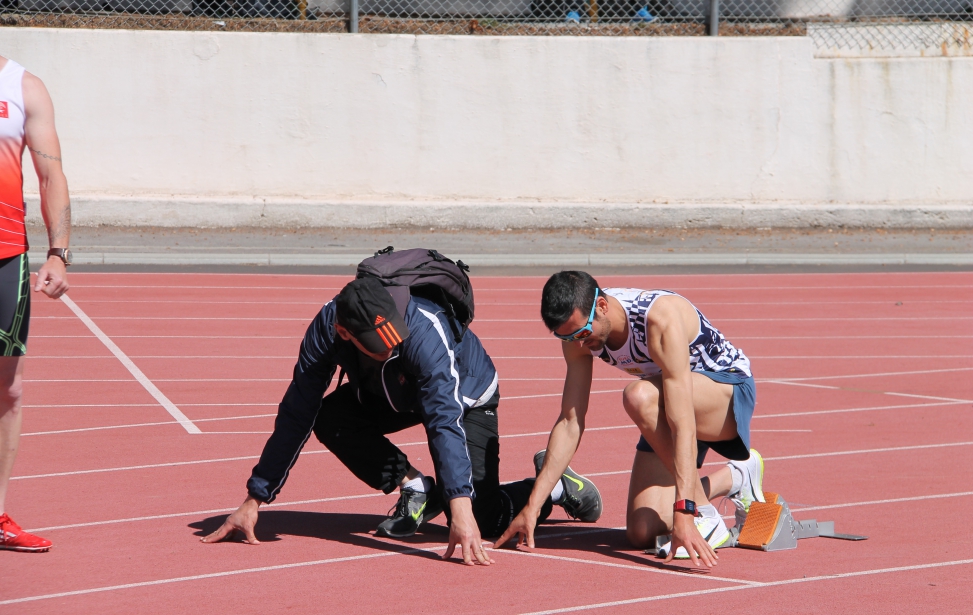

{"left": 673, "top": 499, "right": 702, "bottom": 517}
{"left": 48, "top": 248, "right": 73, "bottom": 266}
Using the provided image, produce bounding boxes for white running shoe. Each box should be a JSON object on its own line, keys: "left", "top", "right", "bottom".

{"left": 728, "top": 449, "right": 765, "bottom": 527}
{"left": 658, "top": 514, "right": 731, "bottom": 559}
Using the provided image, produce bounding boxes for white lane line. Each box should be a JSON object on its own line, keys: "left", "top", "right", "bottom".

{"left": 25, "top": 403, "right": 278, "bottom": 408}
{"left": 34, "top": 316, "right": 309, "bottom": 321}
{"left": 767, "top": 366, "right": 973, "bottom": 382}
{"left": 790, "top": 491, "right": 973, "bottom": 513}
{"left": 17, "top": 397, "right": 964, "bottom": 472}
{"left": 64, "top": 283, "right": 970, "bottom": 290}
{"left": 29, "top": 492, "right": 388, "bottom": 533}
{"left": 58, "top": 295, "right": 201, "bottom": 435}
{"left": 137, "top": 333, "right": 964, "bottom": 347}
{"left": 766, "top": 440, "right": 973, "bottom": 461}
{"left": 18, "top": 414, "right": 629, "bottom": 438}
{"left": 20, "top": 412, "right": 279, "bottom": 437}
{"left": 16, "top": 424, "right": 631, "bottom": 480}
{"left": 0, "top": 549, "right": 427, "bottom": 606}
{"left": 58, "top": 299, "right": 323, "bottom": 305}
{"left": 20, "top": 394, "right": 966, "bottom": 440}
{"left": 750, "top": 429, "right": 813, "bottom": 433}
{"left": 30, "top": 335, "right": 297, "bottom": 339}
{"left": 12, "top": 451, "right": 292, "bottom": 481}
{"left": 25, "top": 355, "right": 294, "bottom": 359}
{"left": 757, "top": 400, "right": 969, "bottom": 419}
{"left": 32, "top": 315, "right": 973, "bottom": 323}
{"left": 476, "top": 317, "right": 971, "bottom": 322}
{"left": 578, "top": 441, "right": 973, "bottom": 477}
{"left": 517, "top": 559, "right": 973, "bottom": 615}
{"left": 30, "top": 480, "right": 973, "bottom": 535}
{"left": 47, "top": 299, "right": 973, "bottom": 306}
{"left": 504, "top": 389, "right": 623, "bottom": 401}
{"left": 25, "top": 378, "right": 289, "bottom": 383}
{"left": 200, "top": 431, "right": 272, "bottom": 434}
{"left": 4, "top": 540, "right": 967, "bottom": 607}
{"left": 765, "top": 380, "right": 973, "bottom": 404}
{"left": 490, "top": 355, "right": 973, "bottom": 360}
{"left": 498, "top": 549, "right": 761, "bottom": 586}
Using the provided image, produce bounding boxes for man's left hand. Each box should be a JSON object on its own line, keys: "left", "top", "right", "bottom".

{"left": 442, "top": 497, "right": 494, "bottom": 566}
{"left": 34, "top": 257, "right": 68, "bottom": 299}
{"left": 666, "top": 511, "right": 718, "bottom": 568}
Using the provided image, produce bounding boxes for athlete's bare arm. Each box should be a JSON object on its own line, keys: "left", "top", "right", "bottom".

{"left": 642, "top": 295, "right": 715, "bottom": 564}
{"left": 22, "top": 72, "right": 69, "bottom": 299}
{"left": 494, "top": 341, "right": 593, "bottom": 549}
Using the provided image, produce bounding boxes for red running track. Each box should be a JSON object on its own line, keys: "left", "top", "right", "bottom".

{"left": 3, "top": 271, "right": 972, "bottom": 614}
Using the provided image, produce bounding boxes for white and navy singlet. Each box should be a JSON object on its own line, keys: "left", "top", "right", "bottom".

{"left": 592, "top": 288, "right": 751, "bottom": 382}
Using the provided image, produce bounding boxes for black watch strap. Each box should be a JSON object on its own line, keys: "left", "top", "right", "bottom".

{"left": 48, "top": 248, "right": 73, "bottom": 266}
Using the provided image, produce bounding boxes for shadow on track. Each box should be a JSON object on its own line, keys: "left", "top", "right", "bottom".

{"left": 189, "top": 510, "right": 708, "bottom": 573}
{"left": 189, "top": 510, "right": 449, "bottom": 562}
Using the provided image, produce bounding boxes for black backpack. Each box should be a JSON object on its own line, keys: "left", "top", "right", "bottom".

{"left": 356, "top": 247, "right": 474, "bottom": 342}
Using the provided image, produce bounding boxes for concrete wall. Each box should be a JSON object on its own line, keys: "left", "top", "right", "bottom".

{"left": 2, "top": 28, "right": 972, "bottom": 228}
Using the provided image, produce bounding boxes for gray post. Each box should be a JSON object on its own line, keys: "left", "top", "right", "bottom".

{"left": 350, "top": 0, "right": 359, "bottom": 33}
{"left": 708, "top": 0, "right": 719, "bottom": 36}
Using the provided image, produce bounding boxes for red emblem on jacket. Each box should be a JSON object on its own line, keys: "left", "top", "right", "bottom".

{"left": 0, "top": 102, "right": 8, "bottom": 119}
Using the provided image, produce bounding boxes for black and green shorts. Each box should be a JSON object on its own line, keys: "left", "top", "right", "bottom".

{"left": 0, "top": 253, "right": 30, "bottom": 357}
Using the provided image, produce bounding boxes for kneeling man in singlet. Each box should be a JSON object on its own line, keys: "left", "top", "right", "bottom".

{"left": 496, "top": 271, "right": 765, "bottom": 567}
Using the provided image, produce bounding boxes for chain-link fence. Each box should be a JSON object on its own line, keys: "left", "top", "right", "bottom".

{"left": 1, "top": 0, "right": 971, "bottom": 47}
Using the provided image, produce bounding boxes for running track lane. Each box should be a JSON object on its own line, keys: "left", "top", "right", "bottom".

{"left": 4, "top": 271, "right": 971, "bottom": 614}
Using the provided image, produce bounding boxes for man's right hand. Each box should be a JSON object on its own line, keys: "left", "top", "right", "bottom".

{"left": 493, "top": 505, "right": 540, "bottom": 549}
{"left": 201, "top": 496, "right": 262, "bottom": 544}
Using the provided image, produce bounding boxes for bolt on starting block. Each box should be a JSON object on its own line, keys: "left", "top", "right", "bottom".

{"left": 646, "top": 492, "right": 867, "bottom": 556}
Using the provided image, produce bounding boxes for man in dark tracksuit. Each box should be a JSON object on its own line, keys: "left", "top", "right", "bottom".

{"left": 204, "top": 278, "right": 601, "bottom": 565}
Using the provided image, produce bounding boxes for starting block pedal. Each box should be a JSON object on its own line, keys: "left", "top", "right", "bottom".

{"left": 644, "top": 491, "right": 866, "bottom": 556}
{"left": 733, "top": 492, "right": 867, "bottom": 551}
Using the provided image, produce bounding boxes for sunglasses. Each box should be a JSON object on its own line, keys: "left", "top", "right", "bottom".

{"left": 553, "top": 289, "right": 600, "bottom": 342}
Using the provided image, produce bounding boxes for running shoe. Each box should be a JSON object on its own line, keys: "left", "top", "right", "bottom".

{"left": 375, "top": 486, "right": 444, "bottom": 538}
{"left": 657, "top": 514, "right": 731, "bottom": 559}
{"left": 0, "top": 514, "right": 52, "bottom": 552}
{"left": 533, "top": 450, "right": 603, "bottom": 522}
{"left": 727, "top": 449, "right": 765, "bottom": 527}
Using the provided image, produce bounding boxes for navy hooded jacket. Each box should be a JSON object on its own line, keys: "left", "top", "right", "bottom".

{"left": 246, "top": 295, "right": 498, "bottom": 503}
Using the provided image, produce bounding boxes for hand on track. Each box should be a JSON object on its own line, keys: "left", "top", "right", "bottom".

{"left": 201, "top": 497, "right": 261, "bottom": 545}
{"left": 493, "top": 507, "right": 537, "bottom": 550}
{"left": 667, "top": 513, "right": 718, "bottom": 568}
{"left": 443, "top": 497, "right": 493, "bottom": 566}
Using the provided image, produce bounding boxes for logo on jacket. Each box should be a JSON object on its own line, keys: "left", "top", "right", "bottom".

{"left": 0, "top": 102, "right": 8, "bottom": 119}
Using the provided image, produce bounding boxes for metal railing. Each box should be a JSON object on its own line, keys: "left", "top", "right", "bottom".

{"left": 2, "top": 0, "right": 972, "bottom": 49}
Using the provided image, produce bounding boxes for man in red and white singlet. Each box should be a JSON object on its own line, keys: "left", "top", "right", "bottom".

{"left": 0, "top": 55, "right": 72, "bottom": 553}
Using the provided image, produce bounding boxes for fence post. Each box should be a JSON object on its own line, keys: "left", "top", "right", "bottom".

{"left": 350, "top": 0, "right": 359, "bottom": 33}
{"left": 707, "top": 0, "right": 719, "bottom": 36}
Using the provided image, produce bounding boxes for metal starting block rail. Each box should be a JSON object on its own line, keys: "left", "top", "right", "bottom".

{"left": 647, "top": 492, "right": 867, "bottom": 556}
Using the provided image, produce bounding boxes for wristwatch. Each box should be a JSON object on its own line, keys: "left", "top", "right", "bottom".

{"left": 48, "top": 248, "right": 73, "bottom": 266}
{"left": 673, "top": 499, "right": 701, "bottom": 517}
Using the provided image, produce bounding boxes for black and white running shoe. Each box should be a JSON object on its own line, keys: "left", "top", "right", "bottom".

{"left": 376, "top": 486, "right": 444, "bottom": 538}
{"left": 533, "top": 449, "right": 603, "bottom": 522}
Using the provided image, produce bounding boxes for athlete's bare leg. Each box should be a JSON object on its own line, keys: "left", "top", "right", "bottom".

{"left": 622, "top": 372, "right": 737, "bottom": 548}
{"left": 0, "top": 356, "right": 26, "bottom": 514}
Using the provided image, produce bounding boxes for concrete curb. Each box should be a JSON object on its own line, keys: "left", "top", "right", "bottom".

{"left": 25, "top": 196, "right": 973, "bottom": 230}
{"left": 32, "top": 252, "right": 973, "bottom": 267}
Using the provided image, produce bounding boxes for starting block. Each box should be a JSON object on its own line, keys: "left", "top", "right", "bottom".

{"left": 647, "top": 491, "right": 866, "bottom": 556}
